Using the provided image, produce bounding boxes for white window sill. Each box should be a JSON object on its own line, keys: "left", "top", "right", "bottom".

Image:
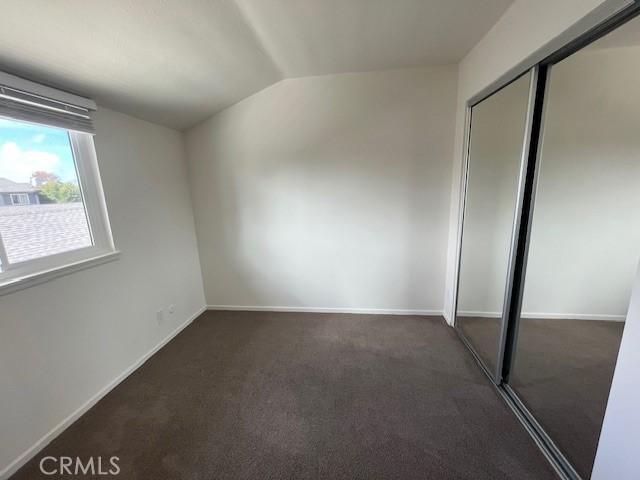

{"left": 0, "top": 250, "right": 120, "bottom": 297}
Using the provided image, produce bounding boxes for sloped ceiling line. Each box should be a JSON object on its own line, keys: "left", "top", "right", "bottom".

{"left": 231, "top": 0, "right": 287, "bottom": 79}
{"left": 0, "top": 0, "right": 514, "bottom": 130}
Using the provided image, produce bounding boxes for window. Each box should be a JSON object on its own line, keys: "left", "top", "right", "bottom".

{"left": 0, "top": 74, "right": 116, "bottom": 292}
{"left": 9, "top": 193, "right": 29, "bottom": 205}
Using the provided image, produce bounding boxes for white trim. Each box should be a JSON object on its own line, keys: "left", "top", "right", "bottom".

{"left": 0, "top": 131, "right": 116, "bottom": 288}
{"left": 207, "top": 305, "right": 444, "bottom": 316}
{"left": 70, "top": 133, "right": 115, "bottom": 253}
{"left": 447, "top": 105, "right": 472, "bottom": 326}
{"left": 457, "top": 310, "right": 626, "bottom": 322}
{"left": 0, "top": 305, "right": 207, "bottom": 480}
{"left": 0, "top": 250, "right": 120, "bottom": 297}
{"left": 521, "top": 312, "right": 626, "bottom": 322}
{"left": 457, "top": 310, "right": 503, "bottom": 318}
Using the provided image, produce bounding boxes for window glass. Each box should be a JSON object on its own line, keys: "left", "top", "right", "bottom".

{"left": 0, "top": 118, "right": 92, "bottom": 265}
{"left": 10, "top": 193, "right": 29, "bottom": 205}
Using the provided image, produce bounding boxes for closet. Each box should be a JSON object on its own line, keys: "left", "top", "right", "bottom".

{"left": 454, "top": 5, "right": 640, "bottom": 478}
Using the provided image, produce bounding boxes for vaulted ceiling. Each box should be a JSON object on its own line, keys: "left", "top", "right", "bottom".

{"left": 0, "top": 0, "right": 513, "bottom": 130}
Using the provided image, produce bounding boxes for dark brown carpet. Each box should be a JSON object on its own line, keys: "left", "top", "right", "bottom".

{"left": 12, "top": 311, "right": 556, "bottom": 480}
{"left": 457, "top": 316, "right": 624, "bottom": 478}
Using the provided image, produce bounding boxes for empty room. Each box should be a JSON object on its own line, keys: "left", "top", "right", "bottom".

{"left": 1, "top": 1, "right": 640, "bottom": 479}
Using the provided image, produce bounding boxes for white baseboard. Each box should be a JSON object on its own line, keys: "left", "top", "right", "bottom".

{"left": 0, "top": 305, "right": 207, "bottom": 480}
{"left": 521, "top": 312, "right": 626, "bottom": 322}
{"left": 207, "top": 304, "right": 444, "bottom": 316}
{"left": 457, "top": 310, "right": 502, "bottom": 318}
{"left": 457, "top": 310, "right": 626, "bottom": 322}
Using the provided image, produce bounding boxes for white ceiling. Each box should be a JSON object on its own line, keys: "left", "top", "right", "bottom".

{"left": 0, "top": 0, "right": 513, "bottom": 130}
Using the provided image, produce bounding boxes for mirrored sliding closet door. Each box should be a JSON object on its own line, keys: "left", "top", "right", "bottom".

{"left": 455, "top": 5, "right": 640, "bottom": 479}
{"left": 506, "top": 14, "right": 640, "bottom": 479}
{"left": 455, "top": 71, "right": 532, "bottom": 374}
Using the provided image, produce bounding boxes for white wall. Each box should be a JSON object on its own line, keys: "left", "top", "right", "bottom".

{"left": 2, "top": 2, "right": 637, "bottom": 477}
{"left": 0, "top": 108, "right": 205, "bottom": 477}
{"left": 592, "top": 263, "right": 640, "bottom": 479}
{"left": 186, "top": 67, "right": 457, "bottom": 313}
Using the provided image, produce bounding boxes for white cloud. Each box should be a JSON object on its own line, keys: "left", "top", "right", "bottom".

{"left": 0, "top": 142, "right": 60, "bottom": 183}
{"left": 31, "top": 133, "right": 46, "bottom": 144}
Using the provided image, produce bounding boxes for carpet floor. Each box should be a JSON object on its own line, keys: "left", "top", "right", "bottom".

{"left": 12, "top": 311, "right": 557, "bottom": 479}
{"left": 457, "top": 316, "right": 624, "bottom": 478}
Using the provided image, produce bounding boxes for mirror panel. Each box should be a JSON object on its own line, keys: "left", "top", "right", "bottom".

{"left": 509, "top": 17, "right": 640, "bottom": 478}
{"left": 456, "top": 72, "right": 532, "bottom": 373}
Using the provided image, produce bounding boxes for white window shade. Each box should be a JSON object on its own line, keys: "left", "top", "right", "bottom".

{"left": 0, "top": 71, "right": 96, "bottom": 134}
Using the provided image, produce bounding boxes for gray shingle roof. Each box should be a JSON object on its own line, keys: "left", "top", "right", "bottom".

{"left": 0, "top": 203, "right": 92, "bottom": 263}
{"left": 0, "top": 177, "right": 38, "bottom": 193}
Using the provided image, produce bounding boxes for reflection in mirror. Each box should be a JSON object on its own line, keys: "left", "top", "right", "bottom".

{"left": 456, "top": 72, "right": 531, "bottom": 372}
{"left": 509, "top": 16, "right": 640, "bottom": 478}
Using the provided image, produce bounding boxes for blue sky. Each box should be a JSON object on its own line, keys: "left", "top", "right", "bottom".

{"left": 0, "top": 117, "right": 78, "bottom": 183}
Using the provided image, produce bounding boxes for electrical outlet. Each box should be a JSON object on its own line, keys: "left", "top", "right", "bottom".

{"left": 168, "top": 304, "right": 175, "bottom": 315}
{"left": 156, "top": 309, "right": 164, "bottom": 325}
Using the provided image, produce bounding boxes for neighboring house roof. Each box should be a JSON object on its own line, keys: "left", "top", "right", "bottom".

{"left": 0, "top": 203, "right": 91, "bottom": 263}
{"left": 0, "top": 177, "right": 39, "bottom": 193}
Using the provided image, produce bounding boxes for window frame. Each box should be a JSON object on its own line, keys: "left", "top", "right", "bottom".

{"left": 10, "top": 193, "right": 30, "bottom": 205}
{"left": 0, "top": 125, "right": 118, "bottom": 295}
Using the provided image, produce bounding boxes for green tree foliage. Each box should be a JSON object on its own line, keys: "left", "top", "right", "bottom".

{"left": 39, "top": 178, "right": 82, "bottom": 203}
